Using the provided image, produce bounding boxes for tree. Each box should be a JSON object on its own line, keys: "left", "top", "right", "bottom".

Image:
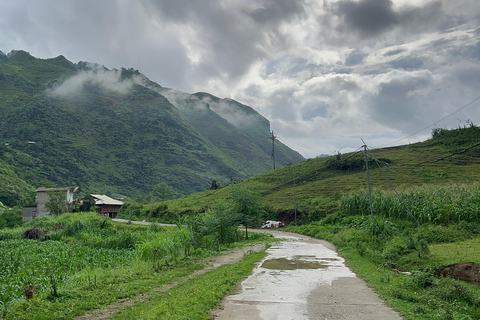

{"left": 151, "top": 182, "right": 177, "bottom": 201}
{"left": 0, "top": 201, "right": 6, "bottom": 228}
{"left": 79, "top": 194, "right": 96, "bottom": 212}
{"left": 231, "top": 186, "right": 264, "bottom": 239}
{"left": 45, "top": 191, "right": 66, "bottom": 216}
{"left": 0, "top": 205, "right": 22, "bottom": 228}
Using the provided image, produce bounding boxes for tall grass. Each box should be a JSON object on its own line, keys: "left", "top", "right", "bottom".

{"left": 339, "top": 185, "right": 480, "bottom": 224}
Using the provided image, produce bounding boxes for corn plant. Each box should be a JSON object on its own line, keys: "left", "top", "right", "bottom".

{"left": 340, "top": 185, "right": 480, "bottom": 225}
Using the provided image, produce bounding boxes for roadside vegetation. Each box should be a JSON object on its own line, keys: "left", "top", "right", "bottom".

{"left": 289, "top": 184, "right": 480, "bottom": 320}
{"left": 0, "top": 206, "right": 270, "bottom": 319}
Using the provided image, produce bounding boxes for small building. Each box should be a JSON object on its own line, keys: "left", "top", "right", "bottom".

{"left": 91, "top": 194, "right": 123, "bottom": 218}
{"left": 23, "top": 186, "right": 79, "bottom": 222}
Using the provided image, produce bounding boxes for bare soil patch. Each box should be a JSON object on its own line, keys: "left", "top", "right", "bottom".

{"left": 435, "top": 262, "right": 480, "bottom": 285}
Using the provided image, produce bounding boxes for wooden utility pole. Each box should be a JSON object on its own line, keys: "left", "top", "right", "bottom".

{"left": 362, "top": 140, "right": 374, "bottom": 220}
{"left": 268, "top": 131, "right": 277, "bottom": 170}
{"left": 292, "top": 164, "right": 297, "bottom": 226}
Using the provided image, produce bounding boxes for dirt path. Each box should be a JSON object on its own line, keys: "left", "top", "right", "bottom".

{"left": 111, "top": 218, "right": 175, "bottom": 226}
{"left": 213, "top": 230, "right": 403, "bottom": 320}
{"left": 76, "top": 243, "right": 266, "bottom": 320}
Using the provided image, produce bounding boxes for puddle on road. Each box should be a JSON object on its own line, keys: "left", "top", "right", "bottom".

{"left": 261, "top": 258, "right": 327, "bottom": 270}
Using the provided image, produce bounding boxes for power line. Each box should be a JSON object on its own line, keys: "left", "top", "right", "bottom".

{"left": 399, "top": 142, "right": 480, "bottom": 167}
{"left": 387, "top": 94, "right": 480, "bottom": 147}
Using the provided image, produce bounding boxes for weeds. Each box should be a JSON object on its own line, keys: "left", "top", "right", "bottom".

{"left": 289, "top": 184, "right": 480, "bottom": 319}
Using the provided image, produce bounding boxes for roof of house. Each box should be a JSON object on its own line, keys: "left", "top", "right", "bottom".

{"left": 36, "top": 186, "right": 80, "bottom": 192}
{"left": 91, "top": 194, "right": 124, "bottom": 206}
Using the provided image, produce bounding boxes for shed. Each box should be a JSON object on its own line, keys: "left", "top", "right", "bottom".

{"left": 91, "top": 194, "right": 123, "bottom": 218}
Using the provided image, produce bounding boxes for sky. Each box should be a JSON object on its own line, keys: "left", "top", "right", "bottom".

{"left": 1, "top": 0, "right": 480, "bottom": 158}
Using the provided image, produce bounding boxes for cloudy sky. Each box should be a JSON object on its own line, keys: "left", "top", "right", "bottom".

{"left": 1, "top": 0, "right": 480, "bottom": 158}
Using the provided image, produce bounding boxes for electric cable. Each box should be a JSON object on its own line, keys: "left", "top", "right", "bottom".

{"left": 387, "top": 94, "right": 480, "bottom": 147}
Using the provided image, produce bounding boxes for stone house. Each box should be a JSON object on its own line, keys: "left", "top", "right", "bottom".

{"left": 22, "top": 186, "right": 79, "bottom": 222}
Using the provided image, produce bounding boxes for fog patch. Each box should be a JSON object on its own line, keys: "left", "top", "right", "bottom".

{"left": 49, "top": 65, "right": 143, "bottom": 97}
{"left": 162, "top": 89, "right": 262, "bottom": 129}
{"left": 160, "top": 88, "right": 210, "bottom": 112}
{"left": 203, "top": 97, "right": 261, "bottom": 129}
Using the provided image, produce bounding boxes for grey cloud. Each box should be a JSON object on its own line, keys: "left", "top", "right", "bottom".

{"left": 451, "top": 41, "right": 480, "bottom": 61}
{"left": 384, "top": 48, "right": 406, "bottom": 57}
{"left": 308, "top": 76, "right": 359, "bottom": 97}
{"left": 453, "top": 62, "right": 480, "bottom": 88}
{"left": 268, "top": 87, "right": 299, "bottom": 121}
{"left": 345, "top": 49, "right": 368, "bottom": 66}
{"left": 144, "top": 0, "right": 271, "bottom": 82}
{"left": 388, "top": 57, "right": 424, "bottom": 70}
{"left": 368, "top": 72, "right": 434, "bottom": 129}
{"left": 301, "top": 102, "right": 329, "bottom": 121}
{"left": 249, "top": 0, "right": 306, "bottom": 25}
{"left": 335, "top": 0, "right": 399, "bottom": 38}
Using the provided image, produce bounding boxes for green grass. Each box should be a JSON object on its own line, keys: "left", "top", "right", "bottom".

{"left": 3, "top": 262, "right": 202, "bottom": 320}
{"left": 430, "top": 238, "right": 480, "bottom": 266}
{"left": 113, "top": 250, "right": 267, "bottom": 320}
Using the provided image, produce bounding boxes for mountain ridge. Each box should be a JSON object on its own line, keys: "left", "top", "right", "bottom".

{"left": 0, "top": 50, "right": 304, "bottom": 206}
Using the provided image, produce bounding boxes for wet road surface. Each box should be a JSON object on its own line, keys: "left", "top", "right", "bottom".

{"left": 213, "top": 230, "right": 403, "bottom": 320}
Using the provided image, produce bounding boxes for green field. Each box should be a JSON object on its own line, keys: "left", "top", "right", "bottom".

{"left": 0, "top": 212, "right": 270, "bottom": 319}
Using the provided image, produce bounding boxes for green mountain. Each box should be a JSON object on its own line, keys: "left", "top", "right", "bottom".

{"left": 0, "top": 50, "right": 304, "bottom": 206}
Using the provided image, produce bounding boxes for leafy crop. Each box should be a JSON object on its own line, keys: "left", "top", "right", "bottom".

{"left": 0, "top": 239, "right": 135, "bottom": 306}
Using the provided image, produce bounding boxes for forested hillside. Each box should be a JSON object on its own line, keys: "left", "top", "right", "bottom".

{"left": 0, "top": 50, "right": 304, "bottom": 206}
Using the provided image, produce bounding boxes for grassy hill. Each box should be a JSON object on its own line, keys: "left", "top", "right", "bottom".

{"left": 0, "top": 50, "right": 303, "bottom": 206}
{"left": 143, "top": 125, "right": 480, "bottom": 222}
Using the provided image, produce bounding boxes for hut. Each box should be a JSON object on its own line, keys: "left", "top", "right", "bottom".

{"left": 91, "top": 194, "right": 123, "bottom": 218}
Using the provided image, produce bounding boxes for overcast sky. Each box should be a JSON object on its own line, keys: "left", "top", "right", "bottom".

{"left": 1, "top": 0, "right": 479, "bottom": 158}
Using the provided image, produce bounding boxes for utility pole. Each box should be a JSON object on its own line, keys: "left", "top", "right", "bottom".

{"left": 362, "top": 140, "right": 374, "bottom": 220}
{"left": 292, "top": 163, "right": 297, "bottom": 226}
{"left": 267, "top": 131, "right": 277, "bottom": 170}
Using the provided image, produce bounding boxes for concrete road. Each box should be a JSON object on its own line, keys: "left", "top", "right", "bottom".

{"left": 213, "top": 230, "right": 403, "bottom": 320}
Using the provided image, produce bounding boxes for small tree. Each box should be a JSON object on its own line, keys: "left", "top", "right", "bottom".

{"left": 0, "top": 201, "right": 6, "bottom": 229}
{"left": 231, "top": 186, "right": 264, "bottom": 240}
{"left": 45, "top": 191, "right": 66, "bottom": 216}
{"left": 79, "top": 194, "right": 96, "bottom": 212}
{"left": 151, "top": 182, "right": 177, "bottom": 201}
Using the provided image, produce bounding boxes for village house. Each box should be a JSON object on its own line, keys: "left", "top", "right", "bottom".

{"left": 22, "top": 188, "right": 124, "bottom": 222}
{"left": 91, "top": 194, "right": 123, "bottom": 218}
{"left": 22, "top": 186, "right": 79, "bottom": 222}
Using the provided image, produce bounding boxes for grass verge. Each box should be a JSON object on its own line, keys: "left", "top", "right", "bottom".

{"left": 113, "top": 250, "right": 267, "bottom": 320}
{"left": 3, "top": 262, "right": 202, "bottom": 320}
{"left": 288, "top": 219, "right": 480, "bottom": 320}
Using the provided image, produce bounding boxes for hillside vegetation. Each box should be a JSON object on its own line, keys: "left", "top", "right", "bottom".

{"left": 125, "top": 125, "right": 480, "bottom": 223}
{"left": 0, "top": 50, "right": 303, "bottom": 206}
